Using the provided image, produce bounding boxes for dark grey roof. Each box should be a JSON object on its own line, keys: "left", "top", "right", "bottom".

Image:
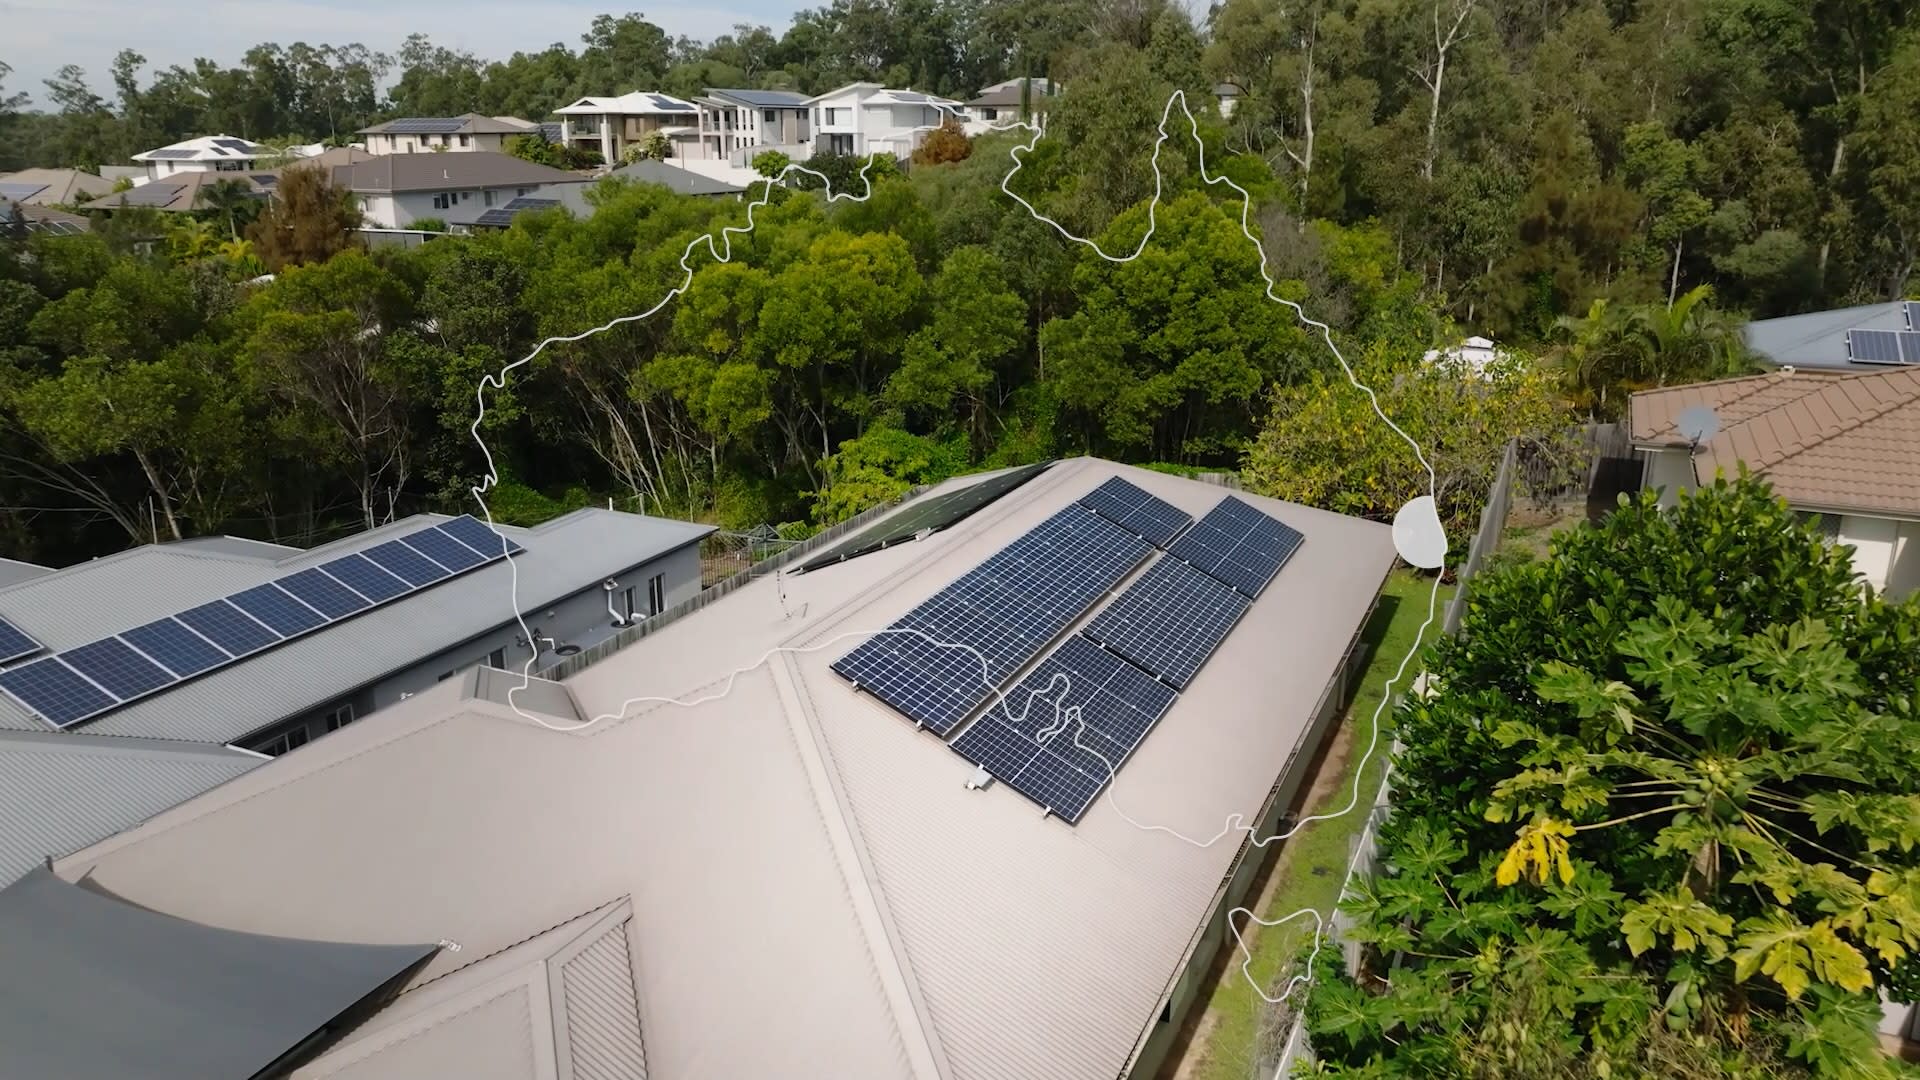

{"left": 0, "top": 867, "right": 434, "bottom": 1080}
{"left": 0, "top": 509, "right": 713, "bottom": 743}
{"left": 612, "top": 159, "right": 745, "bottom": 196}
{"left": 705, "top": 87, "right": 810, "bottom": 108}
{"left": 1741, "top": 301, "right": 1910, "bottom": 371}
{"left": 340, "top": 151, "right": 585, "bottom": 194}
{"left": 0, "top": 729, "right": 261, "bottom": 885}
{"left": 359, "top": 113, "right": 529, "bottom": 137}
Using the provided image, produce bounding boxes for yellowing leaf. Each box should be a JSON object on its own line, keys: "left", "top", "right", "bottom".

{"left": 1497, "top": 817, "right": 1575, "bottom": 888}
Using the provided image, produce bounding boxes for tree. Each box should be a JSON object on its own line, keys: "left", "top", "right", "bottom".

{"left": 245, "top": 164, "right": 360, "bottom": 271}
{"left": 888, "top": 246, "right": 1026, "bottom": 440}
{"left": 196, "top": 178, "right": 261, "bottom": 240}
{"left": 1851, "top": 38, "right": 1920, "bottom": 299}
{"left": 911, "top": 119, "right": 972, "bottom": 165}
{"left": 752, "top": 150, "right": 792, "bottom": 178}
{"left": 1313, "top": 475, "right": 1920, "bottom": 1078}
{"left": 1624, "top": 124, "right": 1713, "bottom": 307}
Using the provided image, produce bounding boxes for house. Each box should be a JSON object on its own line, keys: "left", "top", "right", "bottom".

{"left": 1740, "top": 300, "right": 1920, "bottom": 372}
{"left": 963, "top": 76, "right": 1056, "bottom": 133}
{"left": 332, "top": 152, "right": 588, "bottom": 228}
{"left": 24, "top": 458, "right": 1396, "bottom": 1080}
{"left": 356, "top": 114, "right": 533, "bottom": 155}
{"left": 806, "top": 82, "right": 964, "bottom": 158}
{"left": 76, "top": 169, "right": 267, "bottom": 213}
{"left": 458, "top": 183, "right": 596, "bottom": 230}
{"left": 132, "top": 134, "right": 276, "bottom": 181}
{"left": 611, "top": 159, "right": 747, "bottom": 197}
{"left": 0, "top": 201, "right": 89, "bottom": 236}
{"left": 554, "top": 91, "right": 701, "bottom": 163}
{"left": 1214, "top": 82, "right": 1246, "bottom": 119}
{"left": 692, "top": 88, "right": 811, "bottom": 165}
{"left": 1630, "top": 368, "right": 1920, "bottom": 597}
{"left": 0, "top": 508, "right": 710, "bottom": 885}
{"left": 0, "top": 167, "right": 115, "bottom": 206}
{"left": 1422, "top": 334, "right": 1510, "bottom": 376}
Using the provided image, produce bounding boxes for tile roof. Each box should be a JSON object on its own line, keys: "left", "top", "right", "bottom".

{"left": 53, "top": 459, "right": 1398, "bottom": 1080}
{"left": 1630, "top": 368, "right": 1920, "bottom": 516}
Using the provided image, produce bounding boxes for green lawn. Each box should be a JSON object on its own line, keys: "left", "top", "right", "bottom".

{"left": 1187, "top": 569, "right": 1453, "bottom": 1080}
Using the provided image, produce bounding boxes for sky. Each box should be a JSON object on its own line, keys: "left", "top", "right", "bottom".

{"left": 0, "top": 0, "right": 808, "bottom": 109}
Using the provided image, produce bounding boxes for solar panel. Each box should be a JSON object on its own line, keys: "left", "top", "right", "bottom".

{"left": 383, "top": 118, "right": 465, "bottom": 134}
{"left": 646, "top": 95, "right": 696, "bottom": 112}
{"left": 1076, "top": 476, "right": 1193, "bottom": 547}
{"left": 24, "top": 219, "right": 87, "bottom": 236}
{"left": 1848, "top": 329, "right": 1905, "bottom": 364}
{"left": 438, "top": 515, "right": 523, "bottom": 558}
{"left": 318, "top": 553, "right": 412, "bottom": 603}
{"left": 228, "top": 583, "right": 327, "bottom": 636}
{"left": 249, "top": 174, "right": 279, "bottom": 187}
{"left": 276, "top": 567, "right": 371, "bottom": 619}
{"left": 363, "top": 540, "right": 450, "bottom": 587}
{"left": 121, "top": 617, "right": 229, "bottom": 677}
{"left": 833, "top": 506, "right": 1150, "bottom": 731}
{"left": 0, "top": 182, "right": 48, "bottom": 201}
{"left": 176, "top": 599, "right": 281, "bottom": 658}
{"left": 950, "top": 719, "right": 1108, "bottom": 822}
{"left": 143, "top": 149, "right": 198, "bottom": 159}
{"left": 1906, "top": 302, "right": 1920, "bottom": 331}
{"left": 401, "top": 528, "right": 487, "bottom": 572}
{"left": 119, "top": 185, "right": 183, "bottom": 208}
{"left": 62, "top": 637, "right": 175, "bottom": 699}
{"left": 0, "top": 658, "right": 118, "bottom": 729}
{"left": 1167, "top": 496, "right": 1305, "bottom": 599}
{"left": 504, "top": 197, "right": 559, "bottom": 211}
{"left": 801, "top": 462, "right": 1052, "bottom": 573}
{"left": 1082, "top": 557, "right": 1249, "bottom": 689}
{"left": 212, "top": 138, "right": 258, "bottom": 151}
{"left": 0, "top": 617, "right": 43, "bottom": 663}
{"left": 1901, "top": 332, "right": 1920, "bottom": 363}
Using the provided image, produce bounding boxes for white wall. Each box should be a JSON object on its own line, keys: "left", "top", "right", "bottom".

{"left": 1838, "top": 515, "right": 1902, "bottom": 595}
{"left": 363, "top": 186, "right": 544, "bottom": 228}
{"left": 1887, "top": 521, "right": 1920, "bottom": 599}
{"left": 1638, "top": 447, "right": 1695, "bottom": 508}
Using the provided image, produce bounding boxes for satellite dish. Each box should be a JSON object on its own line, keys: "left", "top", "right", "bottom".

{"left": 1676, "top": 405, "right": 1720, "bottom": 446}
{"left": 1391, "top": 496, "right": 1448, "bottom": 570}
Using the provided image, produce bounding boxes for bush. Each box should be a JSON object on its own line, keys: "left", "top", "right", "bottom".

{"left": 911, "top": 120, "right": 972, "bottom": 165}
{"left": 752, "top": 150, "right": 791, "bottom": 178}
{"left": 409, "top": 218, "right": 448, "bottom": 233}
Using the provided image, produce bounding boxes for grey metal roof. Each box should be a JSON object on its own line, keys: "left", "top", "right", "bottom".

{"left": 611, "top": 160, "right": 745, "bottom": 196}
{"left": 0, "top": 558, "right": 51, "bottom": 588}
{"left": 161, "top": 534, "right": 301, "bottom": 559}
{"left": 703, "top": 87, "right": 810, "bottom": 108}
{"left": 0, "top": 509, "right": 713, "bottom": 742}
{"left": 0, "top": 729, "right": 261, "bottom": 885}
{"left": 1742, "top": 301, "right": 1909, "bottom": 371}
{"left": 341, "top": 152, "right": 586, "bottom": 194}
{"left": 0, "top": 867, "right": 435, "bottom": 1080}
{"left": 55, "top": 459, "right": 1397, "bottom": 1080}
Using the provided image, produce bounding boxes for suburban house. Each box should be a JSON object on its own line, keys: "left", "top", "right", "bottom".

{"left": 807, "top": 82, "right": 964, "bottom": 157}
{"left": 1742, "top": 300, "right": 1920, "bottom": 371}
{"left": 963, "top": 76, "right": 1055, "bottom": 133}
{"left": 76, "top": 169, "right": 266, "bottom": 213}
{"left": 460, "top": 184, "right": 595, "bottom": 230}
{"left": 554, "top": 91, "right": 701, "bottom": 163}
{"left": 356, "top": 114, "right": 533, "bottom": 155}
{"left": 0, "top": 201, "right": 89, "bottom": 235}
{"left": 331, "top": 151, "right": 588, "bottom": 228}
{"left": 6, "top": 458, "right": 1395, "bottom": 1080}
{"left": 1421, "top": 334, "right": 1510, "bottom": 376}
{"left": 0, "top": 508, "right": 710, "bottom": 886}
{"left": 692, "top": 87, "right": 811, "bottom": 164}
{"left": 0, "top": 167, "right": 115, "bottom": 206}
{"left": 132, "top": 134, "right": 275, "bottom": 180}
{"left": 1630, "top": 368, "right": 1920, "bottom": 598}
{"left": 612, "top": 159, "right": 746, "bottom": 197}
{"left": 1215, "top": 82, "right": 1246, "bottom": 119}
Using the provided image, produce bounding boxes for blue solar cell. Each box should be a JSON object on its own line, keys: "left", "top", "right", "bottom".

{"left": 122, "top": 617, "right": 229, "bottom": 677}
{"left": 1076, "top": 477, "right": 1192, "bottom": 548}
{"left": 176, "top": 600, "right": 281, "bottom": 657}
{"left": 0, "top": 658, "right": 117, "bottom": 728}
{"left": 401, "top": 528, "right": 487, "bottom": 572}
{"left": 438, "top": 515, "right": 522, "bottom": 557}
{"left": 834, "top": 634, "right": 984, "bottom": 734}
{"left": 1083, "top": 558, "right": 1248, "bottom": 689}
{"left": 277, "top": 568, "right": 371, "bottom": 619}
{"left": 363, "top": 540, "right": 450, "bottom": 587}
{"left": 1006, "top": 749, "right": 1107, "bottom": 822}
{"left": 63, "top": 637, "right": 175, "bottom": 699}
{"left": 229, "top": 583, "right": 328, "bottom": 636}
{"left": 951, "top": 717, "right": 1040, "bottom": 782}
{"left": 318, "top": 554, "right": 411, "bottom": 603}
{"left": 0, "top": 617, "right": 43, "bottom": 663}
{"left": 1168, "top": 497, "right": 1305, "bottom": 599}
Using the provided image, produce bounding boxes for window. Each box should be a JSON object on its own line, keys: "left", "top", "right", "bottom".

{"left": 763, "top": 108, "right": 777, "bottom": 122}
{"left": 1800, "top": 511, "right": 1843, "bottom": 540}
{"left": 825, "top": 107, "right": 843, "bottom": 125}
{"left": 487, "top": 647, "right": 506, "bottom": 669}
{"left": 516, "top": 187, "right": 531, "bottom": 197}
{"left": 214, "top": 160, "right": 246, "bottom": 172}
{"left": 436, "top": 668, "right": 457, "bottom": 682}
{"left": 458, "top": 133, "right": 470, "bottom": 147}
{"left": 647, "top": 573, "right": 665, "bottom": 616}
{"left": 322, "top": 703, "right": 356, "bottom": 732}
{"left": 432, "top": 192, "right": 451, "bottom": 210}
{"left": 404, "top": 139, "right": 415, "bottom": 152}
{"left": 483, "top": 189, "right": 496, "bottom": 207}
{"left": 253, "top": 725, "right": 310, "bottom": 756}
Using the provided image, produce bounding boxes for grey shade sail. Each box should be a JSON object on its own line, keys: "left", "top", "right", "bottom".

{"left": 0, "top": 867, "right": 435, "bottom": 1080}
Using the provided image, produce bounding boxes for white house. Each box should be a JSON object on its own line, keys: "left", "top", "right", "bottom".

{"left": 1422, "top": 335, "right": 1510, "bottom": 376}
{"left": 963, "top": 77, "right": 1055, "bottom": 134}
{"left": 131, "top": 135, "right": 275, "bottom": 181}
{"left": 554, "top": 92, "right": 700, "bottom": 163}
{"left": 693, "top": 88, "right": 811, "bottom": 165}
{"left": 1629, "top": 369, "right": 1920, "bottom": 599}
{"left": 355, "top": 115, "right": 533, "bottom": 156}
{"left": 332, "top": 151, "right": 589, "bottom": 229}
{"left": 805, "top": 82, "right": 963, "bottom": 158}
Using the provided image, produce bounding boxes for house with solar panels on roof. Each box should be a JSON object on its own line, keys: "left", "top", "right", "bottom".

{"left": 356, "top": 114, "right": 540, "bottom": 155}
{"left": 806, "top": 82, "right": 966, "bottom": 158}
{"left": 0, "top": 508, "right": 710, "bottom": 885}
{"left": 132, "top": 134, "right": 276, "bottom": 181}
{"left": 1741, "top": 298, "right": 1920, "bottom": 371}
{"left": 691, "top": 88, "right": 812, "bottom": 165}
{"left": 554, "top": 91, "right": 701, "bottom": 164}
{"left": 13, "top": 459, "right": 1398, "bottom": 1080}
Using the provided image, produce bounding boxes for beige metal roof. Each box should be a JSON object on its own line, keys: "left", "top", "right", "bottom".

{"left": 1630, "top": 369, "right": 1920, "bottom": 517}
{"left": 56, "top": 459, "right": 1396, "bottom": 1080}
{"left": 0, "top": 168, "right": 115, "bottom": 205}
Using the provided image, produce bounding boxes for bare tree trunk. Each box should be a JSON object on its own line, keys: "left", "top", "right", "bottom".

{"left": 131, "top": 447, "right": 184, "bottom": 540}
{"left": 1668, "top": 237, "right": 1683, "bottom": 308}
{"left": 1285, "top": 8, "right": 1319, "bottom": 211}
{"left": 1414, "top": 0, "right": 1476, "bottom": 182}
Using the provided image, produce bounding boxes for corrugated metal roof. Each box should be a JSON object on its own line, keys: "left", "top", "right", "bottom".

{"left": 57, "top": 460, "right": 1398, "bottom": 1080}
{"left": 0, "top": 509, "right": 712, "bottom": 742}
{"left": 562, "top": 919, "right": 648, "bottom": 1079}
{"left": 0, "top": 729, "right": 260, "bottom": 884}
{"left": 1631, "top": 369, "right": 1920, "bottom": 516}
{"left": 0, "top": 558, "right": 51, "bottom": 588}
{"left": 703, "top": 87, "right": 810, "bottom": 108}
{"left": 1742, "top": 301, "right": 1909, "bottom": 371}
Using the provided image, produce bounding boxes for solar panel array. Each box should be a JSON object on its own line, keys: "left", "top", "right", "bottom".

{"left": 1081, "top": 558, "right": 1250, "bottom": 689}
{"left": 118, "top": 184, "right": 184, "bottom": 208}
{"left": 951, "top": 636, "right": 1176, "bottom": 821}
{"left": 212, "top": 138, "right": 260, "bottom": 153}
{"left": 1907, "top": 302, "right": 1920, "bottom": 331}
{"left": 832, "top": 507, "right": 1150, "bottom": 734}
{"left": 1167, "top": 497, "right": 1306, "bottom": 598}
{"left": 0, "top": 516, "right": 523, "bottom": 730}
{"left": 0, "top": 618, "right": 44, "bottom": 663}
{"left": 143, "top": 149, "right": 198, "bottom": 160}
{"left": 0, "top": 182, "right": 49, "bottom": 201}
{"left": 380, "top": 118, "right": 467, "bottom": 134}
{"left": 800, "top": 461, "right": 1053, "bottom": 573}
{"left": 646, "top": 94, "right": 697, "bottom": 112}
{"left": 1848, "top": 329, "right": 1908, "bottom": 364}
{"left": 474, "top": 197, "right": 561, "bottom": 229}
{"left": 22, "top": 219, "right": 87, "bottom": 236}
{"left": 1076, "top": 476, "right": 1192, "bottom": 547}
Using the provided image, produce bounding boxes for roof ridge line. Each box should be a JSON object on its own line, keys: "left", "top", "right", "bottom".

{"left": 1726, "top": 369, "right": 1920, "bottom": 470}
